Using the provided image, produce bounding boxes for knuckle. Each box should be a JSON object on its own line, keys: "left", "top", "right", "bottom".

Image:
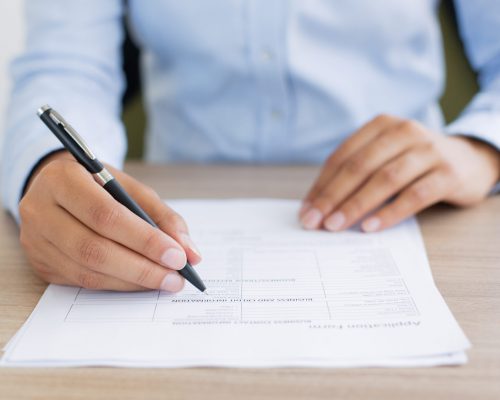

{"left": 155, "top": 208, "right": 171, "bottom": 225}
{"left": 420, "top": 139, "right": 438, "bottom": 154}
{"left": 19, "top": 198, "right": 37, "bottom": 223}
{"left": 43, "top": 159, "right": 77, "bottom": 184}
{"left": 440, "top": 161, "right": 459, "bottom": 180}
{"left": 135, "top": 260, "right": 155, "bottom": 287}
{"left": 398, "top": 119, "right": 420, "bottom": 133}
{"left": 312, "top": 194, "right": 334, "bottom": 214}
{"left": 306, "top": 186, "right": 320, "bottom": 201}
{"left": 58, "top": 162, "right": 84, "bottom": 193}
{"left": 158, "top": 209, "right": 187, "bottom": 232}
{"left": 88, "top": 203, "right": 122, "bottom": 230}
{"left": 379, "top": 205, "right": 396, "bottom": 220}
{"left": 343, "top": 157, "right": 366, "bottom": 176}
{"left": 77, "top": 237, "right": 108, "bottom": 269}
{"left": 402, "top": 121, "right": 430, "bottom": 141}
{"left": 374, "top": 113, "right": 394, "bottom": 124}
{"left": 40, "top": 159, "right": 63, "bottom": 180}
{"left": 77, "top": 270, "right": 103, "bottom": 290}
{"left": 379, "top": 165, "right": 400, "bottom": 185}
{"left": 407, "top": 184, "right": 429, "bottom": 204}
{"left": 345, "top": 196, "right": 364, "bottom": 216}
{"left": 325, "top": 154, "right": 340, "bottom": 171}
{"left": 169, "top": 212, "right": 187, "bottom": 231}
{"left": 143, "top": 185, "right": 160, "bottom": 200}
{"left": 374, "top": 130, "right": 394, "bottom": 147}
{"left": 142, "top": 230, "right": 163, "bottom": 255}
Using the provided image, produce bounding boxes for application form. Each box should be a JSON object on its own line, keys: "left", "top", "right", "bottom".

{"left": 1, "top": 199, "right": 470, "bottom": 367}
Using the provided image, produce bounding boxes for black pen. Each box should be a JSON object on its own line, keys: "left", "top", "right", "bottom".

{"left": 37, "top": 105, "right": 207, "bottom": 293}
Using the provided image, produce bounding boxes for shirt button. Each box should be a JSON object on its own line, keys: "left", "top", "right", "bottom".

{"left": 271, "top": 109, "right": 283, "bottom": 121}
{"left": 260, "top": 49, "right": 274, "bottom": 62}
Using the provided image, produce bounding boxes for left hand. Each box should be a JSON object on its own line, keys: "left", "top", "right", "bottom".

{"left": 300, "top": 114, "right": 500, "bottom": 232}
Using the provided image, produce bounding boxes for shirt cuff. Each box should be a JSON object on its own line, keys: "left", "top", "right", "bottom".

{"left": 444, "top": 111, "right": 500, "bottom": 195}
{"left": 1, "top": 131, "right": 125, "bottom": 225}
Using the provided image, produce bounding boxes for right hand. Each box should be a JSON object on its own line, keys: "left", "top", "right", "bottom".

{"left": 19, "top": 151, "right": 202, "bottom": 292}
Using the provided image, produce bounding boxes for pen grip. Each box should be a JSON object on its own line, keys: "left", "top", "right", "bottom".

{"left": 103, "top": 179, "right": 158, "bottom": 228}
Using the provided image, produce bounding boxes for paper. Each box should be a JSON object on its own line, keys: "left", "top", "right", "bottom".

{"left": 1, "top": 199, "right": 470, "bottom": 367}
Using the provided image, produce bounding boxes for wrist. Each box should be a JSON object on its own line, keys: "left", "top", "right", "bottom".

{"left": 453, "top": 135, "right": 500, "bottom": 182}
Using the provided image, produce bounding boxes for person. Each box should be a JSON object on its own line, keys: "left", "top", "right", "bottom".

{"left": 2, "top": 1, "right": 500, "bottom": 293}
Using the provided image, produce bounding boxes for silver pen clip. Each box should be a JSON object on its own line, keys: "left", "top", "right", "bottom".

{"left": 37, "top": 105, "right": 96, "bottom": 161}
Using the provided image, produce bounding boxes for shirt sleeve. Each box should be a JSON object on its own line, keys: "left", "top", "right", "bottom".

{"left": 1, "top": 0, "right": 127, "bottom": 223}
{"left": 445, "top": 1, "right": 500, "bottom": 150}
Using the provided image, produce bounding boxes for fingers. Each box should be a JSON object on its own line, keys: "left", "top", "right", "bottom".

{"left": 302, "top": 119, "right": 428, "bottom": 229}
{"left": 28, "top": 237, "right": 146, "bottom": 291}
{"left": 110, "top": 168, "right": 202, "bottom": 266}
{"left": 148, "top": 202, "right": 203, "bottom": 266}
{"left": 303, "top": 114, "right": 401, "bottom": 208}
{"left": 54, "top": 163, "right": 191, "bottom": 271}
{"left": 361, "top": 170, "right": 452, "bottom": 232}
{"left": 39, "top": 205, "right": 185, "bottom": 292}
{"left": 323, "top": 145, "right": 441, "bottom": 231}
{"left": 19, "top": 155, "right": 194, "bottom": 293}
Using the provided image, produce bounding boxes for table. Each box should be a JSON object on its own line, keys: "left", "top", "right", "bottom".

{"left": 1, "top": 164, "right": 499, "bottom": 400}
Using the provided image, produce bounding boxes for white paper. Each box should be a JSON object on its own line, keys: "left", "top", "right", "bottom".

{"left": 1, "top": 199, "right": 470, "bottom": 367}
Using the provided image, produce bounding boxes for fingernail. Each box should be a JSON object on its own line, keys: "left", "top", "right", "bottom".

{"left": 362, "top": 217, "right": 381, "bottom": 232}
{"left": 301, "top": 208, "right": 323, "bottom": 230}
{"left": 160, "top": 273, "right": 184, "bottom": 292}
{"left": 181, "top": 233, "right": 202, "bottom": 259}
{"left": 299, "top": 201, "right": 311, "bottom": 217}
{"left": 160, "top": 248, "right": 186, "bottom": 270}
{"left": 324, "top": 211, "right": 345, "bottom": 231}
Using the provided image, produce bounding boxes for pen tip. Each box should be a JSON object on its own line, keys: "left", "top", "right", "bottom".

{"left": 202, "top": 289, "right": 210, "bottom": 295}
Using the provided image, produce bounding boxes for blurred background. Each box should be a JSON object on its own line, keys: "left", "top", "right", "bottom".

{"left": 0, "top": 2, "right": 25, "bottom": 157}
{"left": 0, "top": 1, "right": 479, "bottom": 162}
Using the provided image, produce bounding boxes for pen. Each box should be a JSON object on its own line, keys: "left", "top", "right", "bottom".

{"left": 37, "top": 105, "right": 207, "bottom": 293}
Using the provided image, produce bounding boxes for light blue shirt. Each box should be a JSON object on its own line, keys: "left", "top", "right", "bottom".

{"left": 2, "top": 0, "right": 500, "bottom": 221}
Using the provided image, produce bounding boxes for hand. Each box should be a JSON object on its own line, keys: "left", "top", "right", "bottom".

{"left": 300, "top": 114, "right": 500, "bottom": 232}
{"left": 19, "top": 151, "right": 201, "bottom": 291}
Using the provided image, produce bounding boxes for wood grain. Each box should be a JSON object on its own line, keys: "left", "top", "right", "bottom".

{"left": 0, "top": 164, "right": 499, "bottom": 400}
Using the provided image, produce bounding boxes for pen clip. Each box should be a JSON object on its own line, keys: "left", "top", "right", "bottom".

{"left": 38, "top": 104, "right": 105, "bottom": 174}
{"left": 38, "top": 105, "right": 96, "bottom": 161}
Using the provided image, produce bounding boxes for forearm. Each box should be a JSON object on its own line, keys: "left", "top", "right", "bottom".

{"left": 1, "top": 0, "right": 127, "bottom": 223}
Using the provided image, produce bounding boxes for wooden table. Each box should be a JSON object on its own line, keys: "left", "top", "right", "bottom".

{"left": 1, "top": 164, "right": 499, "bottom": 400}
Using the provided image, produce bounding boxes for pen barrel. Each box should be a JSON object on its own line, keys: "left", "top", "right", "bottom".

{"left": 103, "top": 178, "right": 206, "bottom": 292}
{"left": 103, "top": 179, "right": 158, "bottom": 228}
{"left": 178, "top": 263, "right": 207, "bottom": 292}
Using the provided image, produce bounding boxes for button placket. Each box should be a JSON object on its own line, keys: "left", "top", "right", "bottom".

{"left": 248, "top": 0, "right": 290, "bottom": 161}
